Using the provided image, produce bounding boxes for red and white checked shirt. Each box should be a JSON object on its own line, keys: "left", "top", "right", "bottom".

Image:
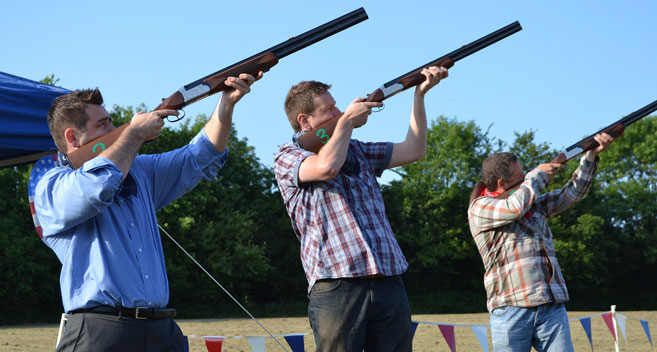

{"left": 468, "top": 155, "right": 598, "bottom": 312}
{"left": 274, "top": 140, "right": 408, "bottom": 292}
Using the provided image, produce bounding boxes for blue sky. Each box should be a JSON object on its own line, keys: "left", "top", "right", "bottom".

{"left": 4, "top": 1, "right": 656, "bottom": 182}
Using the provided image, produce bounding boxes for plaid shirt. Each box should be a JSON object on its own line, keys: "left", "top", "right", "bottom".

{"left": 274, "top": 139, "right": 408, "bottom": 292}
{"left": 468, "top": 155, "right": 598, "bottom": 312}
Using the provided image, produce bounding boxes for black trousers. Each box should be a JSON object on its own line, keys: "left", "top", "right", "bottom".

{"left": 56, "top": 312, "right": 186, "bottom": 352}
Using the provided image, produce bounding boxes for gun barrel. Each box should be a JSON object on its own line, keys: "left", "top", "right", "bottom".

{"left": 559, "top": 99, "right": 657, "bottom": 162}
{"left": 183, "top": 8, "right": 368, "bottom": 92}
{"left": 271, "top": 7, "right": 368, "bottom": 59}
{"left": 381, "top": 21, "right": 522, "bottom": 89}
{"left": 619, "top": 99, "right": 657, "bottom": 126}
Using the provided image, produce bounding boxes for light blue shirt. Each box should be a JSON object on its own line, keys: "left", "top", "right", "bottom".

{"left": 35, "top": 130, "right": 227, "bottom": 312}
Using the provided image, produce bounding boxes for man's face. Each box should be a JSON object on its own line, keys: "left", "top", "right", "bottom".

{"left": 503, "top": 160, "right": 525, "bottom": 190}
{"left": 77, "top": 104, "right": 115, "bottom": 147}
{"left": 306, "top": 92, "right": 342, "bottom": 130}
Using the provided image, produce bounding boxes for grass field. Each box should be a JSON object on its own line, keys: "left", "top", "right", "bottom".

{"left": 1, "top": 311, "right": 655, "bottom": 351}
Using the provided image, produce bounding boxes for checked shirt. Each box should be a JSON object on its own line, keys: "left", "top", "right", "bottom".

{"left": 468, "top": 155, "right": 598, "bottom": 312}
{"left": 274, "top": 140, "right": 408, "bottom": 292}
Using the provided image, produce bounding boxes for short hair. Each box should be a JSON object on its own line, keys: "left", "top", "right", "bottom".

{"left": 481, "top": 152, "right": 519, "bottom": 190}
{"left": 47, "top": 88, "right": 104, "bottom": 152}
{"left": 284, "top": 81, "right": 331, "bottom": 132}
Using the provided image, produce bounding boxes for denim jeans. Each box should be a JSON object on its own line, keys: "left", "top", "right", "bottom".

{"left": 490, "top": 303, "right": 574, "bottom": 352}
{"left": 308, "top": 275, "right": 413, "bottom": 352}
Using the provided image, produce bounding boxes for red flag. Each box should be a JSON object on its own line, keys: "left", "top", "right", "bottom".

{"left": 438, "top": 325, "right": 456, "bottom": 352}
{"left": 602, "top": 313, "right": 617, "bottom": 341}
{"left": 204, "top": 337, "right": 224, "bottom": 352}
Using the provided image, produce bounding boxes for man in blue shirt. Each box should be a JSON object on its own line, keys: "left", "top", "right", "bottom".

{"left": 35, "top": 72, "right": 261, "bottom": 352}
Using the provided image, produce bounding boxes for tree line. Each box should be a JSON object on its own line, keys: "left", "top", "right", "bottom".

{"left": 1, "top": 102, "right": 655, "bottom": 324}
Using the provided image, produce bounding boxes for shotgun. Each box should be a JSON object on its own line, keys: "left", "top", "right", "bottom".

{"left": 471, "top": 99, "right": 657, "bottom": 202}
{"left": 297, "top": 21, "right": 522, "bottom": 153}
{"left": 550, "top": 99, "right": 657, "bottom": 164}
{"left": 67, "top": 8, "right": 369, "bottom": 169}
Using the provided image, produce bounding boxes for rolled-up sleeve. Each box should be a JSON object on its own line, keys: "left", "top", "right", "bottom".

{"left": 355, "top": 141, "right": 393, "bottom": 177}
{"left": 468, "top": 169, "right": 548, "bottom": 233}
{"left": 35, "top": 157, "right": 124, "bottom": 236}
{"left": 539, "top": 155, "right": 598, "bottom": 217}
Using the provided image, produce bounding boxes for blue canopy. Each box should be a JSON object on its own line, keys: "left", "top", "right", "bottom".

{"left": 0, "top": 71, "right": 70, "bottom": 168}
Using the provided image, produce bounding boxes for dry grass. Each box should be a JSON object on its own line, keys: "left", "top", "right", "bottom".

{"left": 1, "top": 311, "right": 655, "bottom": 351}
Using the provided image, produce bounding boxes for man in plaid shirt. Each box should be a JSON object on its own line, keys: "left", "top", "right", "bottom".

{"left": 468, "top": 132, "right": 615, "bottom": 352}
{"left": 274, "top": 66, "right": 448, "bottom": 352}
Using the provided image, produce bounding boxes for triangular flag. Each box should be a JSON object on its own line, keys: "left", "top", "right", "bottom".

{"left": 579, "top": 317, "right": 593, "bottom": 351}
{"left": 183, "top": 335, "right": 189, "bottom": 352}
{"left": 246, "top": 336, "right": 266, "bottom": 352}
{"left": 616, "top": 313, "right": 628, "bottom": 344}
{"left": 411, "top": 322, "right": 419, "bottom": 340}
{"left": 471, "top": 326, "right": 489, "bottom": 352}
{"left": 601, "top": 313, "right": 617, "bottom": 341}
{"left": 640, "top": 319, "right": 653, "bottom": 346}
{"left": 204, "top": 336, "right": 224, "bottom": 352}
{"left": 438, "top": 325, "right": 456, "bottom": 352}
{"left": 284, "top": 334, "right": 305, "bottom": 352}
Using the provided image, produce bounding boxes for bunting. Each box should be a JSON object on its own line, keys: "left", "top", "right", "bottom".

{"left": 437, "top": 325, "right": 456, "bottom": 352}
{"left": 616, "top": 313, "right": 628, "bottom": 344}
{"left": 471, "top": 325, "right": 489, "bottom": 352}
{"left": 640, "top": 319, "right": 652, "bottom": 346}
{"left": 203, "top": 336, "right": 224, "bottom": 352}
{"left": 578, "top": 317, "right": 593, "bottom": 351}
{"left": 180, "top": 308, "right": 655, "bottom": 352}
{"left": 283, "top": 334, "right": 305, "bottom": 352}
{"left": 245, "top": 336, "right": 265, "bottom": 352}
{"left": 601, "top": 312, "right": 617, "bottom": 341}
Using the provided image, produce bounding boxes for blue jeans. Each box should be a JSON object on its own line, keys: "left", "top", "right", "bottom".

{"left": 490, "top": 303, "right": 574, "bottom": 352}
{"left": 308, "top": 275, "right": 413, "bottom": 352}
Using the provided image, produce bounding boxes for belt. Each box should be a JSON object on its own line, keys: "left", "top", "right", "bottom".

{"left": 70, "top": 306, "right": 177, "bottom": 320}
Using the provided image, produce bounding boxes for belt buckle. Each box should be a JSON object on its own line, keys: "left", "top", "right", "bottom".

{"left": 135, "top": 307, "right": 149, "bottom": 320}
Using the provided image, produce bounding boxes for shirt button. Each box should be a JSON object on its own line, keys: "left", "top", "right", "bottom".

{"left": 144, "top": 275, "right": 149, "bottom": 279}
{"left": 131, "top": 223, "right": 135, "bottom": 227}
{"left": 148, "top": 301, "right": 152, "bottom": 306}
{"left": 138, "top": 248, "right": 142, "bottom": 252}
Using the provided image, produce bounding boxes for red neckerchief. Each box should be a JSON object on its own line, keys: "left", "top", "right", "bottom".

{"left": 481, "top": 188, "right": 534, "bottom": 219}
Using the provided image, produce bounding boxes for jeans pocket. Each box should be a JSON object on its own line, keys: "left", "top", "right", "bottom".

{"left": 311, "top": 279, "right": 342, "bottom": 296}
{"left": 491, "top": 306, "right": 509, "bottom": 317}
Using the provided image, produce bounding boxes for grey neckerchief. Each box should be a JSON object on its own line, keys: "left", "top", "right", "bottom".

{"left": 56, "top": 152, "right": 72, "bottom": 169}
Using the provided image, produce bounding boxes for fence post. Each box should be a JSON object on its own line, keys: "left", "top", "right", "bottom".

{"left": 611, "top": 305, "right": 620, "bottom": 352}
{"left": 56, "top": 313, "right": 67, "bottom": 348}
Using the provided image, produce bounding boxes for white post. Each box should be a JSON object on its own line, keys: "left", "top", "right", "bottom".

{"left": 611, "top": 305, "right": 620, "bottom": 352}
{"left": 56, "top": 313, "right": 67, "bottom": 347}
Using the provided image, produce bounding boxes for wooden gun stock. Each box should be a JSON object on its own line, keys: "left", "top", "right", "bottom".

{"left": 365, "top": 58, "right": 455, "bottom": 103}
{"left": 298, "top": 21, "right": 522, "bottom": 153}
{"left": 154, "top": 53, "right": 279, "bottom": 111}
{"left": 65, "top": 8, "right": 368, "bottom": 169}
{"left": 67, "top": 54, "right": 279, "bottom": 169}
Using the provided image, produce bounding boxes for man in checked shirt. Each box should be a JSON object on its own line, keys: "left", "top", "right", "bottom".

{"left": 468, "top": 132, "right": 616, "bottom": 352}
{"left": 273, "top": 66, "right": 447, "bottom": 352}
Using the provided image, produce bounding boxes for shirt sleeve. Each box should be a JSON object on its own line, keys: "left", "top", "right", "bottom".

{"left": 468, "top": 169, "right": 549, "bottom": 233}
{"left": 35, "top": 156, "right": 124, "bottom": 236}
{"left": 537, "top": 155, "right": 599, "bottom": 217}
{"left": 274, "top": 143, "right": 314, "bottom": 191}
{"left": 137, "top": 128, "right": 228, "bottom": 211}
{"left": 353, "top": 141, "right": 393, "bottom": 177}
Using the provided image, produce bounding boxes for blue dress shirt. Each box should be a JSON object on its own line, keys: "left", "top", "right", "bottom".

{"left": 35, "top": 130, "right": 227, "bottom": 312}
